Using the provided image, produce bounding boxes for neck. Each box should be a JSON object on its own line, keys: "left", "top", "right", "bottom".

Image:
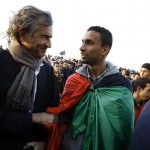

{"left": 88, "top": 63, "right": 106, "bottom": 80}
{"left": 133, "top": 93, "right": 142, "bottom": 106}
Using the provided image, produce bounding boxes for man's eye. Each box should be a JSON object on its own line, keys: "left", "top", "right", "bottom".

{"left": 85, "top": 40, "right": 93, "bottom": 45}
{"left": 40, "top": 35, "right": 48, "bottom": 40}
{"left": 88, "top": 41, "right": 93, "bottom": 44}
{"left": 86, "top": 41, "right": 93, "bottom": 45}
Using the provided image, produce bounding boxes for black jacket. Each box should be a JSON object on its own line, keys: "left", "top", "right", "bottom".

{"left": 0, "top": 50, "right": 60, "bottom": 150}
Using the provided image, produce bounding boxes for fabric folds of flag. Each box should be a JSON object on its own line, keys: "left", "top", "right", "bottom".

{"left": 45, "top": 73, "right": 91, "bottom": 150}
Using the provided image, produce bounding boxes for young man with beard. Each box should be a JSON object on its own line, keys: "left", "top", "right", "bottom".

{"left": 46, "top": 26, "right": 134, "bottom": 150}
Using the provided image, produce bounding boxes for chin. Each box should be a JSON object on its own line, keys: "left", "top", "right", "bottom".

{"left": 39, "top": 53, "right": 45, "bottom": 58}
{"left": 36, "top": 55, "right": 44, "bottom": 59}
{"left": 81, "top": 58, "right": 86, "bottom": 63}
{"left": 81, "top": 59, "right": 90, "bottom": 65}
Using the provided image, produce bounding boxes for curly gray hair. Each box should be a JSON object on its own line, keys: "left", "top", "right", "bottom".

{"left": 7, "top": 5, "right": 53, "bottom": 42}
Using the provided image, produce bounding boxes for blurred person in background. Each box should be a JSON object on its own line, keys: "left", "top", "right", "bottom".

{"left": 121, "top": 69, "right": 131, "bottom": 80}
{"left": 132, "top": 78, "right": 150, "bottom": 125}
{"left": 129, "top": 78, "right": 150, "bottom": 150}
{"left": 140, "top": 63, "right": 150, "bottom": 78}
{"left": 60, "top": 61, "right": 69, "bottom": 84}
{"left": 0, "top": 45, "right": 3, "bottom": 51}
{"left": 53, "top": 61, "right": 65, "bottom": 97}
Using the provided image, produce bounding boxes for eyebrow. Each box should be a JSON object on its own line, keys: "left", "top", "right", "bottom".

{"left": 82, "top": 39, "right": 93, "bottom": 43}
{"left": 41, "top": 34, "right": 52, "bottom": 38}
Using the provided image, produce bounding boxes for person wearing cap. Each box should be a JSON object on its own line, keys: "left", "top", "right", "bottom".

{"left": 140, "top": 63, "right": 150, "bottom": 78}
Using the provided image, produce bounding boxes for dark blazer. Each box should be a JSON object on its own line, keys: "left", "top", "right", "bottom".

{"left": 0, "top": 50, "right": 60, "bottom": 150}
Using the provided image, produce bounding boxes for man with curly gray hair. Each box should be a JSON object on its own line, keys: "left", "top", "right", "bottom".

{"left": 0, "top": 5, "right": 59, "bottom": 150}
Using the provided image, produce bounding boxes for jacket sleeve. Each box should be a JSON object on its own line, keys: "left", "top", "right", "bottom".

{"left": 0, "top": 109, "right": 33, "bottom": 139}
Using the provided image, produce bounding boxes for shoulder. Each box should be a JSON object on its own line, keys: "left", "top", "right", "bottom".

{"left": 0, "top": 50, "right": 10, "bottom": 59}
{"left": 42, "top": 60, "right": 53, "bottom": 70}
{"left": 97, "top": 73, "right": 132, "bottom": 92}
{"left": 114, "top": 73, "right": 132, "bottom": 89}
{"left": 0, "top": 50, "right": 16, "bottom": 65}
{"left": 40, "top": 60, "right": 54, "bottom": 76}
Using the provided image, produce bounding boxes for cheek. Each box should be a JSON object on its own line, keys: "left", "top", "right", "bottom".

{"left": 33, "top": 43, "right": 43, "bottom": 52}
{"left": 90, "top": 49, "right": 100, "bottom": 57}
{"left": 142, "top": 91, "right": 149, "bottom": 99}
{"left": 146, "top": 91, "right": 150, "bottom": 97}
{"left": 31, "top": 38, "right": 43, "bottom": 46}
{"left": 139, "top": 91, "right": 145, "bottom": 99}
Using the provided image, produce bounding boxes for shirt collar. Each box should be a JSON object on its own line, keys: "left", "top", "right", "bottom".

{"left": 35, "top": 62, "right": 44, "bottom": 75}
{"left": 87, "top": 66, "right": 108, "bottom": 84}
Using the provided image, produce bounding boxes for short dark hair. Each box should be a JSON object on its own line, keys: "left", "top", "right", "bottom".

{"left": 53, "top": 61, "right": 59, "bottom": 66}
{"left": 125, "top": 70, "right": 130, "bottom": 76}
{"left": 141, "top": 63, "right": 150, "bottom": 71}
{"left": 132, "top": 77, "right": 150, "bottom": 92}
{"left": 87, "top": 26, "right": 113, "bottom": 48}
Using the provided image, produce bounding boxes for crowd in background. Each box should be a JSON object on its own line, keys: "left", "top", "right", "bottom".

{"left": 44, "top": 53, "right": 150, "bottom": 128}
{"left": 43, "top": 54, "right": 141, "bottom": 84}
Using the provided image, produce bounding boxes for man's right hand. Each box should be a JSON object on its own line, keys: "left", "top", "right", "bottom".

{"left": 32, "top": 112, "right": 58, "bottom": 125}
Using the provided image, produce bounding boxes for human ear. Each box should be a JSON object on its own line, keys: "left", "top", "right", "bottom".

{"left": 137, "top": 86, "right": 142, "bottom": 92}
{"left": 18, "top": 28, "right": 27, "bottom": 43}
{"left": 103, "top": 45, "right": 110, "bottom": 56}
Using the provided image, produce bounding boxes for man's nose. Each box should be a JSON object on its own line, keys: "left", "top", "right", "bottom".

{"left": 45, "top": 39, "right": 51, "bottom": 48}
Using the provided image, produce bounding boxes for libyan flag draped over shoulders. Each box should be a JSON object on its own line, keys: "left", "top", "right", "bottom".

{"left": 59, "top": 50, "right": 66, "bottom": 55}
{"left": 45, "top": 73, "right": 134, "bottom": 150}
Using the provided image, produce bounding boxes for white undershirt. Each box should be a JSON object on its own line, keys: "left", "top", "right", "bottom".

{"left": 29, "top": 62, "right": 43, "bottom": 112}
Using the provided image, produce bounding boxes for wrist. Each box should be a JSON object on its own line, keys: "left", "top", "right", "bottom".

{"left": 32, "top": 113, "right": 41, "bottom": 124}
{"left": 54, "top": 114, "right": 58, "bottom": 123}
